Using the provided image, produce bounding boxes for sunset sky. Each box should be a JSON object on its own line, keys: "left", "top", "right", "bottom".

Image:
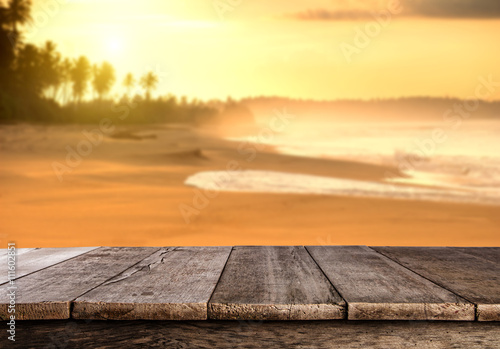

{"left": 27, "top": 0, "right": 500, "bottom": 100}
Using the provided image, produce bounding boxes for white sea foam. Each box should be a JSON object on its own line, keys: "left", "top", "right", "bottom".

{"left": 185, "top": 170, "right": 500, "bottom": 205}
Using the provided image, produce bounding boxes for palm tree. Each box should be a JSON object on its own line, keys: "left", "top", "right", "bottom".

{"left": 59, "top": 57, "right": 73, "bottom": 104}
{"left": 16, "top": 43, "right": 43, "bottom": 94}
{"left": 92, "top": 61, "right": 115, "bottom": 100}
{"left": 0, "top": 6, "right": 8, "bottom": 28}
{"left": 70, "top": 56, "right": 91, "bottom": 104}
{"left": 123, "top": 73, "right": 135, "bottom": 98}
{"left": 0, "top": 6, "right": 15, "bottom": 71}
{"left": 140, "top": 71, "right": 158, "bottom": 101}
{"left": 41, "top": 41, "right": 62, "bottom": 98}
{"left": 7, "top": 0, "right": 32, "bottom": 35}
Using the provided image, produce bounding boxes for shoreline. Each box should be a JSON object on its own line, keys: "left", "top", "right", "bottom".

{"left": 0, "top": 124, "right": 499, "bottom": 248}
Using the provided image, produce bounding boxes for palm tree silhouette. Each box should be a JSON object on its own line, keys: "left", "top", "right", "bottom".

{"left": 7, "top": 0, "right": 32, "bottom": 36}
{"left": 140, "top": 71, "right": 158, "bottom": 101}
{"left": 92, "top": 61, "right": 115, "bottom": 100}
{"left": 41, "top": 41, "right": 62, "bottom": 99}
{"left": 59, "top": 57, "right": 73, "bottom": 104}
{"left": 0, "top": 6, "right": 15, "bottom": 71}
{"left": 16, "top": 43, "right": 42, "bottom": 94}
{"left": 71, "top": 56, "right": 91, "bottom": 104}
{"left": 123, "top": 73, "right": 135, "bottom": 98}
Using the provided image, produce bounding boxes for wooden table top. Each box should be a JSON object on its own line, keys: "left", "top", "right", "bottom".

{"left": 1, "top": 246, "right": 498, "bottom": 321}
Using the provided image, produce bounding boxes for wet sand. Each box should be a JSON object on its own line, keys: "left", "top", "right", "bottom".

{"left": 0, "top": 124, "right": 498, "bottom": 248}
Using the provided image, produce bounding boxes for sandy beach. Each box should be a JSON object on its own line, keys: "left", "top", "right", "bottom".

{"left": 1, "top": 124, "right": 499, "bottom": 248}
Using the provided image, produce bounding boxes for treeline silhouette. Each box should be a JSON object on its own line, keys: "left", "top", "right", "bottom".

{"left": 0, "top": 0, "right": 253, "bottom": 125}
{"left": 3, "top": 1, "right": 496, "bottom": 126}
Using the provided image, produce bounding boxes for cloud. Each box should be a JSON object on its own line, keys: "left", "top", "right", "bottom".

{"left": 285, "top": 0, "right": 500, "bottom": 21}
{"left": 288, "top": 9, "right": 376, "bottom": 21}
{"left": 407, "top": 0, "right": 500, "bottom": 19}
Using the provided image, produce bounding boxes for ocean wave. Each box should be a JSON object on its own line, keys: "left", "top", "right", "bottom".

{"left": 185, "top": 170, "right": 500, "bottom": 205}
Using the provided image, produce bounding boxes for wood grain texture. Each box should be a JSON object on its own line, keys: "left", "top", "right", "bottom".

{"left": 450, "top": 247, "right": 500, "bottom": 264}
{"left": 0, "top": 247, "right": 159, "bottom": 320}
{"left": 0, "top": 248, "right": 37, "bottom": 267}
{"left": 0, "top": 248, "right": 35, "bottom": 257}
{"left": 306, "top": 246, "right": 474, "bottom": 320}
{"left": 209, "top": 246, "right": 345, "bottom": 320}
{"left": 9, "top": 320, "right": 500, "bottom": 349}
{"left": 0, "top": 247, "right": 99, "bottom": 285}
{"left": 73, "top": 247, "right": 232, "bottom": 320}
{"left": 372, "top": 246, "right": 500, "bottom": 321}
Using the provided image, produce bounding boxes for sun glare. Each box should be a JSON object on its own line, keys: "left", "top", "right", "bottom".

{"left": 104, "top": 36, "right": 125, "bottom": 56}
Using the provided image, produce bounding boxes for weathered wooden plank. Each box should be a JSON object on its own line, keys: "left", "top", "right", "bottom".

{"left": 11, "top": 320, "right": 500, "bottom": 349}
{"left": 209, "top": 246, "right": 345, "bottom": 320}
{"left": 72, "top": 246, "right": 232, "bottom": 320}
{"left": 306, "top": 246, "right": 474, "bottom": 320}
{"left": 0, "top": 247, "right": 159, "bottom": 320}
{"left": 0, "top": 247, "right": 99, "bottom": 285}
{"left": 0, "top": 248, "right": 37, "bottom": 264}
{"left": 373, "top": 246, "right": 500, "bottom": 321}
{"left": 450, "top": 247, "right": 500, "bottom": 265}
{"left": 0, "top": 247, "right": 36, "bottom": 257}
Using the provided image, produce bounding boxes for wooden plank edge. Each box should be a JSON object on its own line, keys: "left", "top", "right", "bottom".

{"left": 0, "top": 302, "right": 70, "bottom": 320}
{"left": 477, "top": 304, "right": 500, "bottom": 321}
{"left": 347, "top": 302, "right": 475, "bottom": 321}
{"left": 72, "top": 302, "right": 207, "bottom": 320}
{"left": 208, "top": 303, "right": 346, "bottom": 320}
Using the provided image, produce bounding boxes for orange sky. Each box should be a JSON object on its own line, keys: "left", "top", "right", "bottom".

{"left": 26, "top": 0, "right": 500, "bottom": 100}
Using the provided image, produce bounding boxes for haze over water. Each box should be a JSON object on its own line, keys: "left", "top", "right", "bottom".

{"left": 189, "top": 119, "right": 500, "bottom": 205}
{"left": 275, "top": 120, "right": 500, "bottom": 187}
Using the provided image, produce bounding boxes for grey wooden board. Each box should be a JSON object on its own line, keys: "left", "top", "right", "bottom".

{"left": 373, "top": 246, "right": 500, "bottom": 321}
{"left": 0, "top": 247, "right": 159, "bottom": 320}
{"left": 11, "top": 320, "right": 500, "bottom": 349}
{"left": 73, "top": 247, "right": 232, "bottom": 320}
{"left": 0, "top": 248, "right": 38, "bottom": 285}
{"left": 0, "top": 248, "right": 37, "bottom": 262}
{"left": 306, "top": 246, "right": 474, "bottom": 320}
{"left": 209, "top": 246, "right": 345, "bottom": 320}
{"left": 450, "top": 247, "right": 500, "bottom": 264}
{"left": 0, "top": 247, "right": 99, "bottom": 285}
{"left": 0, "top": 247, "right": 36, "bottom": 257}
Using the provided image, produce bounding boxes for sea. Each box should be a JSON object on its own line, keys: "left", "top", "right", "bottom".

{"left": 186, "top": 119, "right": 500, "bottom": 205}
